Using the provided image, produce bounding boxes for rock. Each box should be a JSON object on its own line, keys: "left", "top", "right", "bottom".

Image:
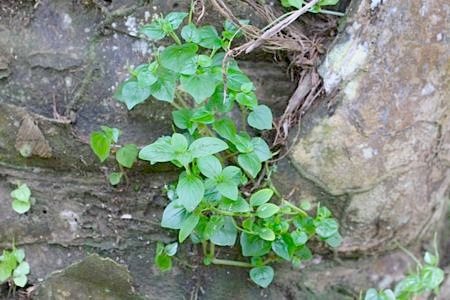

{"left": 280, "top": 0, "right": 450, "bottom": 254}
{"left": 34, "top": 254, "right": 144, "bottom": 300}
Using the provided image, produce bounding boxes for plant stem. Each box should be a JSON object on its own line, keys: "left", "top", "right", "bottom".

{"left": 318, "top": 9, "right": 346, "bottom": 17}
{"left": 211, "top": 258, "right": 253, "bottom": 268}
{"left": 282, "top": 200, "right": 308, "bottom": 217}
{"left": 169, "top": 31, "right": 182, "bottom": 45}
{"left": 209, "top": 242, "right": 215, "bottom": 258}
{"left": 170, "top": 101, "right": 182, "bottom": 110}
{"left": 188, "top": 0, "right": 194, "bottom": 23}
{"left": 240, "top": 105, "right": 248, "bottom": 131}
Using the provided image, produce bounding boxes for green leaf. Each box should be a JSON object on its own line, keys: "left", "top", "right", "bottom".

{"left": 249, "top": 266, "right": 274, "bottom": 288}
{"left": 227, "top": 69, "right": 252, "bottom": 91}
{"left": 198, "top": 26, "right": 221, "bottom": 49}
{"left": 161, "top": 201, "right": 188, "bottom": 229}
{"left": 240, "top": 233, "right": 271, "bottom": 257}
{"left": 394, "top": 275, "right": 422, "bottom": 296}
{"left": 317, "top": 206, "right": 332, "bottom": 218}
{"left": 315, "top": 219, "right": 339, "bottom": 238}
{"left": 116, "top": 144, "right": 139, "bottom": 168}
{"left": 223, "top": 19, "right": 249, "bottom": 39}
{"left": 319, "top": 0, "right": 339, "bottom": 6}
{"left": 231, "top": 134, "right": 254, "bottom": 153}
{"left": 12, "top": 199, "right": 31, "bottom": 214}
{"left": 140, "top": 19, "right": 166, "bottom": 40}
{"left": 236, "top": 92, "right": 257, "bottom": 109}
{"left": 420, "top": 266, "right": 445, "bottom": 290}
{"left": 217, "top": 180, "right": 238, "bottom": 200}
{"left": 221, "top": 166, "right": 242, "bottom": 184}
{"left": 164, "top": 242, "right": 178, "bottom": 256}
{"left": 0, "top": 264, "right": 12, "bottom": 282}
{"left": 197, "top": 55, "right": 212, "bottom": 67}
{"left": 240, "top": 82, "right": 254, "bottom": 93}
{"left": 108, "top": 172, "right": 123, "bottom": 186}
{"left": 247, "top": 105, "right": 273, "bottom": 130}
{"left": 179, "top": 213, "right": 200, "bottom": 242}
{"left": 291, "top": 230, "right": 308, "bottom": 246}
{"left": 181, "top": 23, "right": 201, "bottom": 43}
{"left": 139, "top": 136, "right": 175, "bottom": 164}
{"left": 212, "top": 118, "right": 237, "bottom": 141}
{"left": 272, "top": 238, "right": 291, "bottom": 261}
{"left": 191, "top": 107, "right": 215, "bottom": 124}
{"left": 218, "top": 197, "right": 250, "bottom": 213}
{"left": 160, "top": 44, "right": 198, "bottom": 75}
{"left": 189, "top": 137, "right": 228, "bottom": 158}
{"left": 325, "top": 232, "right": 342, "bottom": 248}
{"left": 172, "top": 109, "right": 193, "bottom": 130}
{"left": 197, "top": 155, "right": 222, "bottom": 178}
{"left": 238, "top": 152, "right": 261, "bottom": 178}
{"left": 149, "top": 68, "right": 177, "bottom": 102}
{"left": 14, "top": 249, "right": 25, "bottom": 263}
{"left": 250, "top": 189, "right": 274, "bottom": 207}
{"left": 176, "top": 172, "right": 205, "bottom": 211}
{"left": 204, "top": 216, "right": 225, "bottom": 240}
{"left": 424, "top": 252, "right": 437, "bottom": 266}
{"left": 171, "top": 133, "right": 188, "bottom": 153}
{"left": 181, "top": 71, "right": 217, "bottom": 104}
{"left": 155, "top": 253, "right": 172, "bottom": 272}
{"left": 13, "top": 274, "right": 27, "bottom": 287}
{"left": 251, "top": 138, "right": 272, "bottom": 162}
{"left": 100, "top": 126, "right": 120, "bottom": 143}
{"left": 11, "top": 184, "right": 31, "bottom": 202}
{"left": 120, "top": 80, "right": 151, "bottom": 110}
{"left": 210, "top": 216, "right": 237, "bottom": 246}
{"left": 364, "top": 289, "right": 380, "bottom": 300}
{"left": 136, "top": 63, "right": 158, "bottom": 88}
{"left": 13, "top": 261, "right": 30, "bottom": 277}
{"left": 256, "top": 203, "right": 280, "bottom": 218}
{"left": 165, "top": 12, "right": 188, "bottom": 30}
{"left": 257, "top": 228, "right": 276, "bottom": 241}
{"left": 90, "top": 132, "right": 111, "bottom": 162}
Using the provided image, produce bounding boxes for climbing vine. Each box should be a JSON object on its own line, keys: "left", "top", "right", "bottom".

{"left": 90, "top": 8, "right": 342, "bottom": 287}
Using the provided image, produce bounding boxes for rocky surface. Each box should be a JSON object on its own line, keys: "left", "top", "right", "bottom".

{"left": 277, "top": 0, "right": 450, "bottom": 256}
{"left": 0, "top": 0, "right": 448, "bottom": 299}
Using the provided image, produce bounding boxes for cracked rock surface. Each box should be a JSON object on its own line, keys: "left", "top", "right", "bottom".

{"left": 0, "top": 0, "right": 448, "bottom": 299}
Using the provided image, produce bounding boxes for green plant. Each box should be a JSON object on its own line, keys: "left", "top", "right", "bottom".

{"left": 90, "top": 126, "right": 138, "bottom": 185}
{"left": 0, "top": 247, "right": 30, "bottom": 289}
{"left": 10, "top": 184, "right": 31, "bottom": 214}
{"left": 281, "top": 0, "right": 345, "bottom": 16}
{"left": 89, "top": 9, "right": 342, "bottom": 287}
{"left": 364, "top": 241, "right": 445, "bottom": 300}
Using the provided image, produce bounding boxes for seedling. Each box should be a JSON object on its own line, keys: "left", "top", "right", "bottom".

{"left": 89, "top": 9, "right": 342, "bottom": 287}
{"left": 364, "top": 238, "right": 445, "bottom": 300}
{"left": 0, "top": 246, "right": 30, "bottom": 295}
{"left": 281, "top": 0, "right": 345, "bottom": 16}
{"left": 10, "top": 184, "right": 31, "bottom": 214}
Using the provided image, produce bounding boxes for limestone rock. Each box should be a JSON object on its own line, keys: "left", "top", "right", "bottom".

{"left": 284, "top": 0, "right": 450, "bottom": 253}
{"left": 34, "top": 254, "right": 144, "bottom": 300}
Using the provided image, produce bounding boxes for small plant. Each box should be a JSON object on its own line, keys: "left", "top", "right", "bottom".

{"left": 89, "top": 9, "right": 342, "bottom": 287}
{"left": 10, "top": 184, "right": 31, "bottom": 214}
{"left": 0, "top": 247, "right": 30, "bottom": 290}
{"left": 90, "top": 126, "right": 138, "bottom": 185}
{"left": 281, "top": 0, "right": 345, "bottom": 16}
{"left": 364, "top": 241, "right": 445, "bottom": 300}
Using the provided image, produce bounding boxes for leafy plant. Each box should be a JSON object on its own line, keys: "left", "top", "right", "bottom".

{"left": 90, "top": 126, "right": 138, "bottom": 186}
{"left": 364, "top": 241, "right": 445, "bottom": 300}
{"left": 281, "top": 0, "right": 345, "bottom": 16}
{"left": 90, "top": 9, "right": 342, "bottom": 287}
{"left": 0, "top": 247, "right": 30, "bottom": 289}
{"left": 10, "top": 184, "right": 31, "bottom": 214}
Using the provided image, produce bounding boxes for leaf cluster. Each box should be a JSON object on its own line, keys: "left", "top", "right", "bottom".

{"left": 89, "top": 11, "right": 342, "bottom": 288}
{"left": 281, "top": 0, "right": 340, "bottom": 14}
{"left": 0, "top": 248, "right": 30, "bottom": 288}
{"left": 90, "top": 126, "right": 138, "bottom": 185}
{"left": 10, "top": 184, "right": 31, "bottom": 214}
{"left": 364, "top": 251, "right": 445, "bottom": 300}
